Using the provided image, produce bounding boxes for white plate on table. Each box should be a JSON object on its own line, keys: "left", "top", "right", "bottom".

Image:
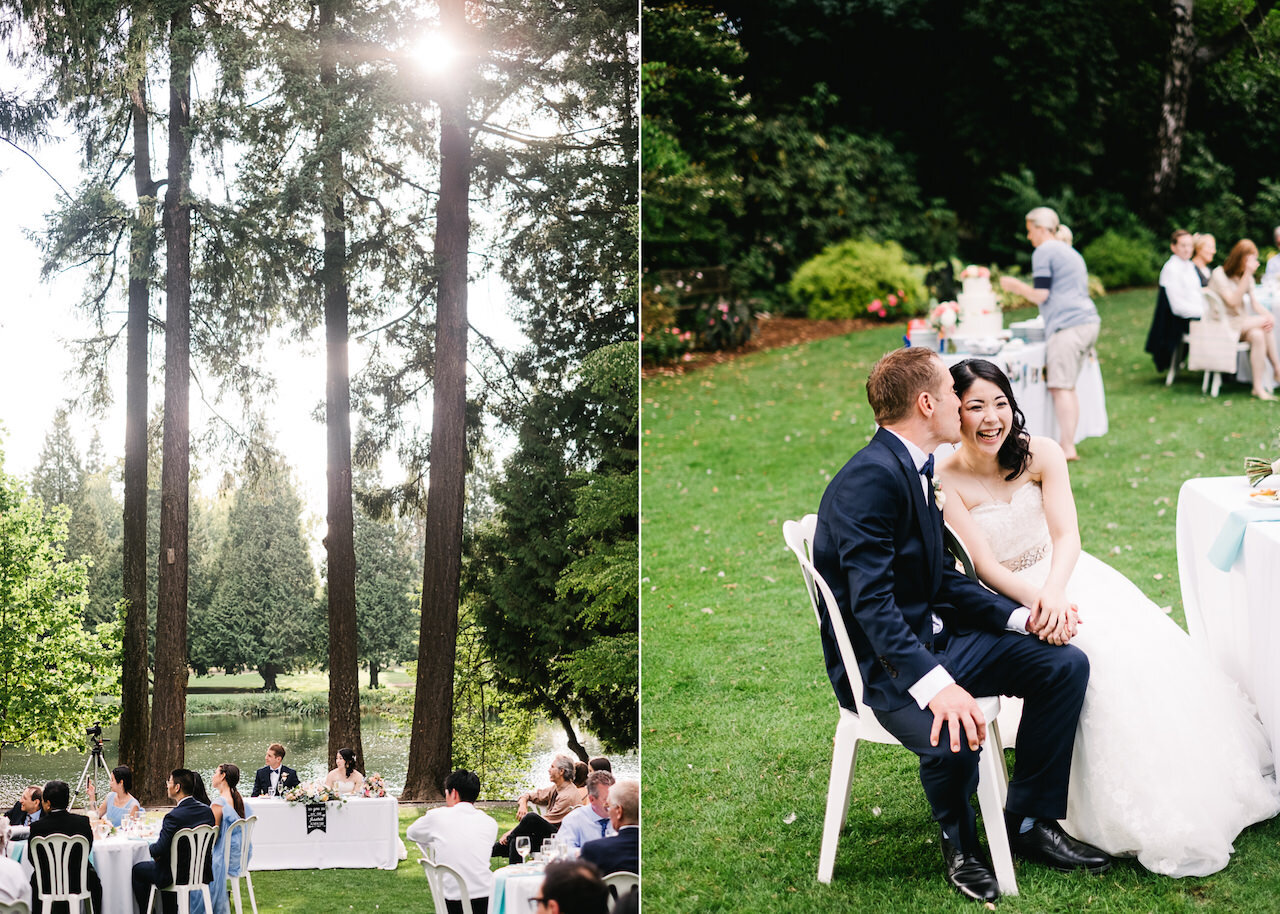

{"left": 1245, "top": 491, "right": 1280, "bottom": 507}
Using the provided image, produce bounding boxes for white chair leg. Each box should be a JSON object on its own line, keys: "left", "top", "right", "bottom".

{"left": 202, "top": 887, "right": 213, "bottom": 914}
{"left": 1166, "top": 353, "right": 1178, "bottom": 386}
{"left": 231, "top": 877, "right": 243, "bottom": 914}
{"left": 1212, "top": 372, "right": 1223, "bottom": 397}
{"left": 818, "top": 717, "right": 860, "bottom": 883}
{"left": 976, "top": 746, "right": 1018, "bottom": 897}
{"left": 987, "top": 721, "right": 1009, "bottom": 807}
{"left": 146, "top": 886, "right": 157, "bottom": 914}
{"left": 246, "top": 872, "right": 258, "bottom": 914}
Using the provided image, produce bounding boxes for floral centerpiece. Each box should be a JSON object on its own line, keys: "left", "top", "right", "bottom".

{"left": 959, "top": 265, "right": 990, "bottom": 281}
{"left": 281, "top": 781, "right": 347, "bottom": 806}
{"left": 362, "top": 774, "right": 388, "bottom": 798}
{"left": 928, "top": 300, "right": 961, "bottom": 337}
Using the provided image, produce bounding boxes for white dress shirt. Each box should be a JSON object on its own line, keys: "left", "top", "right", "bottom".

{"left": 406, "top": 802, "right": 499, "bottom": 901}
{"left": 556, "top": 802, "right": 615, "bottom": 849}
{"left": 1160, "top": 254, "right": 1206, "bottom": 319}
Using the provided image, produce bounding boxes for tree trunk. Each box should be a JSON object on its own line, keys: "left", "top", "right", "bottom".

{"left": 261, "top": 664, "right": 279, "bottom": 692}
{"left": 1149, "top": 0, "right": 1196, "bottom": 218}
{"left": 319, "top": 0, "right": 364, "bottom": 775}
{"left": 402, "top": 0, "right": 470, "bottom": 802}
{"left": 369, "top": 662, "right": 379, "bottom": 690}
{"left": 118, "top": 72, "right": 154, "bottom": 799}
{"left": 150, "top": 6, "right": 193, "bottom": 803}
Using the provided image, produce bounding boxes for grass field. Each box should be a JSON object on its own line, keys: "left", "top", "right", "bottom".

{"left": 640, "top": 288, "right": 1280, "bottom": 912}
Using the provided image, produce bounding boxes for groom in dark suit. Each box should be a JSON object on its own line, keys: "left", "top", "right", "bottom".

{"left": 813, "top": 347, "right": 1110, "bottom": 902}
{"left": 251, "top": 743, "right": 301, "bottom": 797}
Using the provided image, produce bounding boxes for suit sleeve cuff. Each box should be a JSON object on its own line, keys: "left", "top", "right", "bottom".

{"left": 908, "top": 664, "right": 955, "bottom": 709}
{"left": 1006, "top": 607, "right": 1032, "bottom": 633}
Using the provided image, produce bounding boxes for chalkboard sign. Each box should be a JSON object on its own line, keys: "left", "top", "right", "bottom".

{"left": 305, "top": 802, "right": 327, "bottom": 834}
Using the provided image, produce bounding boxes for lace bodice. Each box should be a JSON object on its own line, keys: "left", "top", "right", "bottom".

{"left": 967, "top": 481, "right": 1053, "bottom": 571}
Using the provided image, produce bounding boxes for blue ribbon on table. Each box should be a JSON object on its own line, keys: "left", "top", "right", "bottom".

{"left": 1207, "top": 506, "right": 1280, "bottom": 571}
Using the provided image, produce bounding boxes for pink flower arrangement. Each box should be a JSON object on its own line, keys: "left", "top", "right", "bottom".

{"left": 866, "top": 289, "right": 907, "bottom": 320}
{"left": 959, "top": 265, "right": 990, "bottom": 280}
{"left": 928, "top": 301, "right": 960, "bottom": 336}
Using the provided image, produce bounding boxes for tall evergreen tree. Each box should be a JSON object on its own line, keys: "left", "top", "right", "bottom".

{"left": 352, "top": 506, "right": 418, "bottom": 689}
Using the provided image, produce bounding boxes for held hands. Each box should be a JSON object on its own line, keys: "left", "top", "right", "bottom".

{"left": 1028, "top": 595, "right": 1081, "bottom": 645}
{"left": 927, "top": 683, "right": 986, "bottom": 753}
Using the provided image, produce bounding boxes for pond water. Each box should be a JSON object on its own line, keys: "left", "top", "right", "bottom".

{"left": 0, "top": 714, "right": 638, "bottom": 805}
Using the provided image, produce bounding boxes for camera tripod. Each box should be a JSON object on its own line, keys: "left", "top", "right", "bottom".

{"left": 72, "top": 735, "right": 110, "bottom": 808}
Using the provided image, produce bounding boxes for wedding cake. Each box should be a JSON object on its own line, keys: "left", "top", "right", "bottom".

{"left": 954, "top": 266, "right": 1003, "bottom": 338}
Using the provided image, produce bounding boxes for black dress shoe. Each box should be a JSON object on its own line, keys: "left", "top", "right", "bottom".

{"left": 940, "top": 831, "right": 1000, "bottom": 902}
{"left": 1007, "top": 817, "right": 1113, "bottom": 874}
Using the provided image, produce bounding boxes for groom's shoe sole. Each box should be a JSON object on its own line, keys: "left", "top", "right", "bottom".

{"left": 1008, "top": 820, "right": 1114, "bottom": 875}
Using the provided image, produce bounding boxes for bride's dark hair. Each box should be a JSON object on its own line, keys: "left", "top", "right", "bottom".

{"left": 949, "top": 358, "right": 1032, "bottom": 482}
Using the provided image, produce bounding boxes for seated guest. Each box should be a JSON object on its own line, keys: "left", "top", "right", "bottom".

{"left": 587, "top": 757, "right": 611, "bottom": 773}
{"left": 557, "top": 771, "right": 616, "bottom": 850}
{"left": 29, "top": 780, "right": 103, "bottom": 914}
{"left": 131, "top": 769, "right": 216, "bottom": 914}
{"left": 573, "top": 762, "right": 589, "bottom": 804}
{"left": 1146, "top": 229, "right": 1202, "bottom": 372}
{"left": 0, "top": 820, "right": 30, "bottom": 911}
{"left": 87, "top": 765, "right": 144, "bottom": 826}
{"left": 1265, "top": 226, "right": 1280, "bottom": 284}
{"left": 406, "top": 769, "right": 498, "bottom": 914}
{"left": 197, "top": 763, "right": 254, "bottom": 914}
{"left": 5, "top": 786, "right": 42, "bottom": 827}
{"left": 492, "top": 755, "right": 580, "bottom": 864}
{"left": 537, "top": 860, "right": 610, "bottom": 914}
{"left": 251, "top": 743, "right": 300, "bottom": 797}
{"left": 323, "top": 748, "right": 366, "bottom": 795}
{"left": 580, "top": 780, "right": 639, "bottom": 875}
{"left": 1209, "top": 239, "right": 1280, "bottom": 400}
{"left": 1192, "top": 233, "right": 1216, "bottom": 285}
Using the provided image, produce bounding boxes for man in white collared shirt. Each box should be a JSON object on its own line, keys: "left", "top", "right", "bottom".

{"left": 1160, "top": 229, "right": 1205, "bottom": 319}
{"left": 406, "top": 769, "right": 499, "bottom": 914}
{"left": 556, "top": 771, "right": 616, "bottom": 850}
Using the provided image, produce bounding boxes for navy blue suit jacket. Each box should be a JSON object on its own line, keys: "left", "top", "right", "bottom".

{"left": 580, "top": 826, "right": 638, "bottom": 875}
{"left": 813, "top": 428, "right": 1020, "bottom": 711}
{"left": 251, "top": 765, "right": 300, "bottom": 798}
{"left": 150, "top": 797, "right": 216, "bottom": 887}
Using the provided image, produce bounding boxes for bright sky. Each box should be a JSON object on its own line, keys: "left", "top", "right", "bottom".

{"left": 0, "top": 89, "right": 526, "bottom": 536}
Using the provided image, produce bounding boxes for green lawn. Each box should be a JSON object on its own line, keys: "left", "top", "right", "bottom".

{"left": 640, "top": 288, "right": 1280, "bottom": 913}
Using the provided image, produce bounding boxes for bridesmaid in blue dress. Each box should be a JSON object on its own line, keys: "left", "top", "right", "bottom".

{"left": 86, "top": 765, "right": 143, "bottom": 827}
{"left": 192, "top": 763, "right": 253, "bottom": 914}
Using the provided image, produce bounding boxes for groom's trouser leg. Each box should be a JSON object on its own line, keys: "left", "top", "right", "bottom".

{"left": 873, "top": 702, "right": 984, "bottom": 851}
{"left": 957, "top": 634, "right": 1089, "bottom": 822}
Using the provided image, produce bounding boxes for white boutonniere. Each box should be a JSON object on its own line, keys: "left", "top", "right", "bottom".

{"left": 932, "top": 476, "right": 946, "bottom": 509}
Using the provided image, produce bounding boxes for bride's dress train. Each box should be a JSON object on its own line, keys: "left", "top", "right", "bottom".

{"left": 968, "top": 482, "right": 1279, "bottom": 877}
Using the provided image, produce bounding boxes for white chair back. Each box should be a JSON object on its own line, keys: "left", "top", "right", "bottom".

{"left": 29, "top": 833, "right": 92, "bottom": 913}
{"left": 147, "top": 824, "right": 216, "bottom": 914}
{"left": 419, "top": 851, "right": 473, "bottom": 914}
{"left": 225, "top": 813, "right": 259, "bottom": 914}
{"left": 602, "top": 871, "right": 638, "bottom": 911}
{"left": 0, "top": 901, "right": 29, "bottom": 914}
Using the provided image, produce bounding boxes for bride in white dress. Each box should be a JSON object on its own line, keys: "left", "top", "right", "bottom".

{"left": 938, "top": 358, "right": 1279, "bottom": 877}
{"left": 324, "top": 747, "right": 366, "bottom": 795}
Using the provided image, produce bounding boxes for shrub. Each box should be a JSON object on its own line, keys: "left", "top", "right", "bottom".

{"left": 788, "top": 238, "right": 927, "bottom": 321}
{"left": 695, "top": 298, "right": 754, "bottom": 350}
{"left": 641, "top": 285, "right": 694, "bottom": 366}
{"left": 1081, "top": 230, "right": 1162, "bottom": 289}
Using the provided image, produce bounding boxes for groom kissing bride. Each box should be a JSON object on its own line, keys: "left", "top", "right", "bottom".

{"left": 813, "top": 346, "right": 1279, "bottom": 901}
{"left": 812, "top": 346, "right": 1110, "bottom": 903}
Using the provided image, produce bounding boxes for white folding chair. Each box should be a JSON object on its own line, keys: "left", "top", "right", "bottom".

{"left": 783, "top": 514, "right": 1017, "bottom": 895}
{"left": 418, "top": 850, "right": 474, "bottom": 914}
{"left": 224, "top": 814, "right": 258, "bottom": 914}
{"left": 29, "top": 833, "right": 93, "bottom": 914}
{"left": 0, "top": 901, "right": 29, "bottom": 914}
{"left": 146, "top": 824, "right": 216, "bottom": 914}
{"left": 602, "top": 871, "right": 638, "bottom": 912}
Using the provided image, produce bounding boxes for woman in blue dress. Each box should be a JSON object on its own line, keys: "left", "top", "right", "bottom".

{"left": 85, "top": 765, "right": 143, "bottom": 827}
{"left": 192, "top": 763, "right": 253, "bottom": 914}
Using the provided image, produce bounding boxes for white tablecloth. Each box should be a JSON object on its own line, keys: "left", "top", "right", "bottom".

{"left": 13, "top": 834, "right": 149, "bottom": 914}
{"left": 491, "top": 864, "right": 545, "bottom": 914}
{"left": 1176, "top": 475, "right": 1280, "bottom": 756}
{"left": 942, "top": 341, "right": 1108, "bottom": 443}
{"left": 248, "top": 797, "right": 406, "bottom": 871}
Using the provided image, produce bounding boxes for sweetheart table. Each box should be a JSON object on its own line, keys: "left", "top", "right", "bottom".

{"left": 248, "top": 797, "right": 407, "bottom": 870}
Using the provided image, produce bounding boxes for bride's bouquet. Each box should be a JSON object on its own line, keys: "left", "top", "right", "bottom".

{"left": 1245, "top": 456, "right": 1280, "bottom": 487}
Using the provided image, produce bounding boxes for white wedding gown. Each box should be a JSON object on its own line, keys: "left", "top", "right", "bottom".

{"left": 968, "top": 481, "right": 1280, "bottom": 877}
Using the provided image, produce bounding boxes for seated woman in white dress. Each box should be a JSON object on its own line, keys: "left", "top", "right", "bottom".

{"left": 86, "top": 765, "right": 144, "bottom": 827}
{"left": 324, "top": 748, "right": 365, "bottom": 795}
{"left": 938, "top": 357, "right": 1280, "bottom": 877}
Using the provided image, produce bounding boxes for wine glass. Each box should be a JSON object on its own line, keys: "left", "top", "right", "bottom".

{"left": 515, "top": 836, "right": 531, "bottom": 864}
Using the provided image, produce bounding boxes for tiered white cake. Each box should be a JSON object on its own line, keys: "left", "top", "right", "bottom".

{"left": 955, "top": 268, "right": 1003, "bottom": 338}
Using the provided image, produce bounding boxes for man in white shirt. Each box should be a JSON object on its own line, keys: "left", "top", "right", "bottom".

{"left": 556, "top": 771, "right": 615, "bottom": 850}
{"left": 407, "top": 769, "right": 499, "bottom": 914}
{"left": 1160, "top": 229, "right": 1205, "bottom": 319}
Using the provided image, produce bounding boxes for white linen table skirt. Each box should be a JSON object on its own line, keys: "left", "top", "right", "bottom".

{"left": 491, "top": 864, "right": 546, "bottom": 914}
{"left": 1176, "top": 475, "right": 1280, "bottom": 756}
{"left": 942, "top": 341, "right": 1108, "bottom": 443}
{"left": 248, "top": 797, "right": 406, "bottom": 871}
